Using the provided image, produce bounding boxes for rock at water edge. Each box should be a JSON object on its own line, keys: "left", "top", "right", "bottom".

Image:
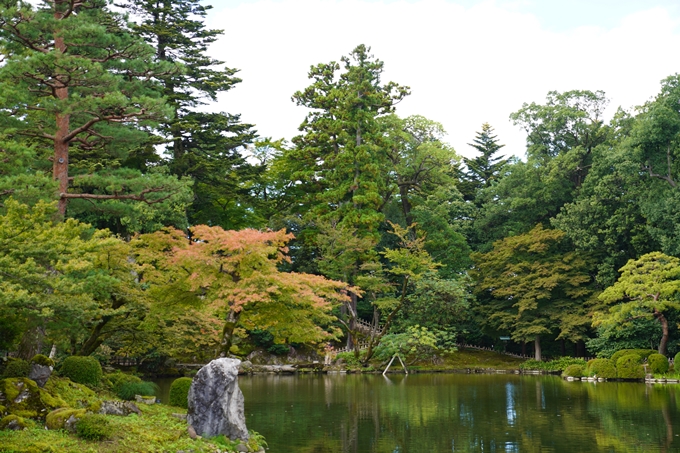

{"left": 187, "top": 358, "right": 248, "bottom": 441}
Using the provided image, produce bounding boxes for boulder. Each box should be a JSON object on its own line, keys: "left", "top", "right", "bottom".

{"left": 46, "top": 408, "right": 86, "bottom": 432}
{"left": 28, "top": 363, "right": 53, "bottom": 388}
{"left": 0, "top": 378, "right": 65, "bottom": 419}
{"left": 98, "top": 400, "right": 141, "bottom": 416}
{"left": 0, "top": 414, "right": 29, "bottom": 430}
{"left": 187, "top": 358, "right": 248, "bottom": 441}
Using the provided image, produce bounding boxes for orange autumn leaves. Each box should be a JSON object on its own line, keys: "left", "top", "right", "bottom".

{"left": 135, "top": 226, "right": 350, "bottom": 346}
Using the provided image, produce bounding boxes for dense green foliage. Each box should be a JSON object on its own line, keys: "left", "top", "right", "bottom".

{"left": 2, "top": 358, "right": 29, "bottom": 378}
{"left": 520, "top": 357, "right": 587, "bottom": 372}
{"left": 562, "top": 364, "right": 584, "bottom": 378}
{"left": 609, "top": 349, "right": 656, "bottom": 364}
{"left": 586, "top": 359, "right": 617, "bottom": 379}
{"left": 0, "top": 0, "right": 679, "bottom": 371}
{"left": 169, "top": 377, "right": 193, "bottom": 409}
{"left": 117, "top": 381, "right": 158, "bottom": 401}
{"left": 60, "top": 357, "right": 102, "bottom": 386}
{"left": 30, "top": 355, "right": 54, "bottom": 368}
{"left": 75, "top": 413, "right": 113, "bottom": 441}
{"left": 615, "top": 354, "right": 646, "bottom": 379}
{"left": 647, "top": 353, "right": 669, "bottom": 374}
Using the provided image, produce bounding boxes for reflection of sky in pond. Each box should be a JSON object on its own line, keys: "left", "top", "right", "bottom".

{"left": 506, "top": 382, "right": 516, "bottom": 425}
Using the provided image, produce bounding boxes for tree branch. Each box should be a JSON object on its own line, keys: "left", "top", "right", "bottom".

{"left": 61, "top": 186, "right": 174, "bottom": 205}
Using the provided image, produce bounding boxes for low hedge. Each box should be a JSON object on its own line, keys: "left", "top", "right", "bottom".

{"left": 169, "top": 377, "right": 193, "bottom": 409}
{"left": 610, "top": 349, "right": 656, "bottom": 364}
{"left": 648, "top": 353, "right": 669, "bottom": 374}
{"left": 586, "top": 358, "right": 617, "bottom": 379}
{"left": 60, "top": 356, "right": 102, "bottom": 386}
{"left": 616, "top": 354, "right": 645, "bottom": 379}
{"left": 562, "top": 364, "right": 584, "bottom": 378}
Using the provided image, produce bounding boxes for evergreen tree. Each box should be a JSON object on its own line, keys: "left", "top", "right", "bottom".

{"left": 0, "top": 0, "right": 191, "bottom": 227}
{"left": 123, "top": 0, "right": 257, "bottom": 228}
{"left": 459, "top": 123, "right": 508, "bottom": 202}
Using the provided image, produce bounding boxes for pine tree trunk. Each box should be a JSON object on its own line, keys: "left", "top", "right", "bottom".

{"left": 534, "top": 335, "right": 542, "bottom": 361}
{"left": 654, "top": 308, "right": 670, "bottom": 356}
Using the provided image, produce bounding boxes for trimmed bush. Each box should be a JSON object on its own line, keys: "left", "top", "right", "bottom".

{"left": 60, "top": 356, "right": 102, "bottom": 386}
{"left": 169, "top": 377, "right": 192, "bottom": 409}
{"left": 674, "top": 351, "right": 680, "bottom": 369}
{"left": 616, "top": 354, "right": 646, "bottom": 379}
{"left": 2, "top": 358, "right": 30, "bottom": 378}
{"left": 610, "top": 349, "right": 656, "bottom": 364}
{"left": 586, "top": 358, "right": 617, "bottom": 379}
{"left": 562, "top": 364, "right": 584, "bottom": 378}
{"left": 75, "top": 413, "right": 112, "bottom": 440}
{"left": 648, "top": 353, "right": 669, "bottom": 374}
{"left": 117, "top": 381, "right": 157, "bottom": 401}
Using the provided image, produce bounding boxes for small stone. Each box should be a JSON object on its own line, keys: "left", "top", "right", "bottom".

{"left": 172, "top": 413, "right": 188, "bottom": 420}
{"left": 235, "top": 444, "right": 249, "bottom": 452}
{"left": 28, "top": 363, "right": 53, "bottom": 388}
{"left": 98, "top": 400, "right": 141, "bottom": 416}
{"left": 188, "top": 425, "right": 198, "bottom": 439}
{"left": 135, "top": 395, "right": 156, "bottom": 405}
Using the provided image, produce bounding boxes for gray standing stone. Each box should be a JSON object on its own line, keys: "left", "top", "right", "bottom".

{"left": 28, "top": 363, "right": 52, "bottom": 388}
{"left": 187, "top": 358, "right": 248, "bottom": 441}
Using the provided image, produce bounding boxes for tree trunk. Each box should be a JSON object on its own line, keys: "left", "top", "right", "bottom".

{"left": 534, "top": 335, "right": 542, "bottom": 361}
{"left": 654, "top": 308, "right": 670, "bottom": 356}
{"left": 346, "top": 291, "right": 358, "bottom": 350}
{"left": 398, "top": 184, "right": 413, "bottom": 227}
{"left": 221, "top": 309, "right": 241, "bottom": 355}
{"left": 521, "top": 341, "right": 527, "bottom": 356}
{"left": 17, "top": 326, "right": 45, "bottom": 360}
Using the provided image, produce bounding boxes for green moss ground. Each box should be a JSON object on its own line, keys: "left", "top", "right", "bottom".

{"left": 0, "top": 377, "right": 262, "bottom": 453}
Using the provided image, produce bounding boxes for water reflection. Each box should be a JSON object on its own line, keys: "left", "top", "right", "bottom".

{"left": 238, "top": 374, "right": 680, "bottom": 453}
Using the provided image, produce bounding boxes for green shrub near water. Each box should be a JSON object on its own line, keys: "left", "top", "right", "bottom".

{"left": 117, "top": 381, "right": 158, "bottom": 401}
{"left": 586, "top": 358, "right": 617, "bottom": 378}
{"left": 75, "top": 413, "right": 112, "bottom": 440}
{"left": 520, "top": 357, "right": 587, "bottom": 372}
{"left": 616, "top": 354, "right": 646, "bottom": 379}
{"left": 648, "top": 353, "right": 669, "bottom": 374}
{"left": 562, "top": 364, "right": 584, "bottom": 378}
{"left": 169, "top": 377, "right": 192, "bottom": 408}
{"left": 610, "top": 349, "right": 656, "bottom": 364}
{"left": 107, "top": 371, "right": 142, "bottom": 392}
{"left": 2, "top": 358, "right": 30, "bottom": 378}
{"left": 60, "top": 356, "right": 102, "bottom": 386}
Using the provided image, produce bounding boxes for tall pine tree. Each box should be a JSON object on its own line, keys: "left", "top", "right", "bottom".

{"left": 124, "top": 0, "right": 257, "bottom": 228}
{"left": 459, "top": 123, "right": 508, "bottom": 202}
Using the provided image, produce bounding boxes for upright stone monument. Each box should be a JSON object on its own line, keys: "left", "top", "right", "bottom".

{"left": 187, "top": 358, "right": 249, "bottom": 441}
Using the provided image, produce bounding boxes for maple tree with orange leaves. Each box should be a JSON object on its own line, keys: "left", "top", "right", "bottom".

{"left": 134, "top": 225, "right": 351, "bottom": 355}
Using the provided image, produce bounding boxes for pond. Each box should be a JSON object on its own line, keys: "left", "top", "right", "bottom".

{"left": 234, "top": 373, "right": 679, "bottom": 453}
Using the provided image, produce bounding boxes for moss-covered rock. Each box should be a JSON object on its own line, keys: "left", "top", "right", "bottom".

{"left": 30, "top": 355, "right": 55, "bottom": 368}
{"left": 616, "top": 354, "right": 645, "bottom": 379}
{"left": 60, "top": 356, "right": 102, "bottom": 386}
{"left": 0, "top": 414, "right": 29, "bottom": 430}
{"left": 648, "top": 353, "right": 669, "bottom": 374}
{"left": 45, "top": 407, "right": 86, "bottom": 432}
{"left": 75, "top": 413, "right": 112, "bottom": 440}
{"left": 169, "top": 377, "right": 192, "bottom": 409}
{"left": 43, "top": 376, "right": 98, "bottom": 408}
{"left": 0, "top": 378, "right": 66, "bottom": 419}
{"left": 586, "top": 358, "right": 617, "bottom": 379}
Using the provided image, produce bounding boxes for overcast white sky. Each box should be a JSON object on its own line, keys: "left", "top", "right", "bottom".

{"left": 202, "top": 0, "right": 680, "bottom": 158}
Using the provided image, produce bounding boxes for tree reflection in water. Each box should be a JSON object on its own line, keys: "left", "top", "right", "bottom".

{"left": 238, "top": 373, "right": 680, "bottom": 453}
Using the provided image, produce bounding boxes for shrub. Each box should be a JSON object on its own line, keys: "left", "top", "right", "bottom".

{"left": 107, "top": 371, "right": 142, "bottom": 393}
{"left": 2, "top": 358, "right": 29, "bottom": 378}
{"left": 117, "top": 381, "right": 158, "bottom": 401}
{"left": 562, "top": 364, "right": 584, "bottom": 378}
{"left": 674, "top": 351, "right": 680, "bottom": 369}
{"left": 648, "top": 353, "right": 669, "bottom": 374}
{"left": 610, "top": 349, "right": 656, "bottom": 364}
{"left": 169, "top": 377, "right": 192, "bottom": 409}
{"left": 267, "top": 344, "right": 289, "bottom": 356}
{"left": 60, "top": 356, "right": 102, "bottom": 386}
{"left": 75, "top": 413, "right": 112, "bottom": 440}
{"left": 586, "top": 358, "right": 617, "bottom": 379}
{"left": 616, "top": 354, "right": 646, "bottom": 379}
{"left": 520, "top": 357, "right": 587, "bottom": 372}
{"left": 30, "top": 354, "right": 55, "bottom": 368}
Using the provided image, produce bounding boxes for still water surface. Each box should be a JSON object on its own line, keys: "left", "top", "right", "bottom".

{"left": 235, "top": 373, "right": 680, "bottom": 453}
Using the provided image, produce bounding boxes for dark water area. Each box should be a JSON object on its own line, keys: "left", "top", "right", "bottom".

{"left": 234, "top": 373, "right": 680, "bottom": 453}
